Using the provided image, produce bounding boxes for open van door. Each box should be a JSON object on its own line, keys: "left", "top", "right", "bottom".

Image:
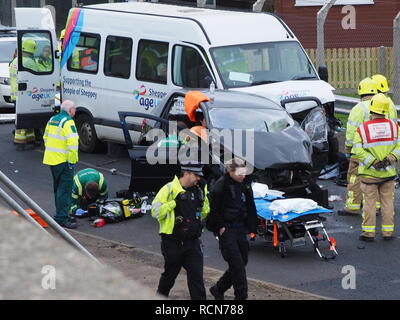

{"left": 15, "top": 8, "right": 59, "bottom": 129}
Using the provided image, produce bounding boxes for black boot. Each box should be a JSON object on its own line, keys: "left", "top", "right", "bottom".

{"left": 209, "top": 285, "right": 224, "bottom": 300}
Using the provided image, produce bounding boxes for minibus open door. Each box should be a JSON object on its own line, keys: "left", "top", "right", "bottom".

{"left": 15, "top": 7, "right": 59, "bottom": 129}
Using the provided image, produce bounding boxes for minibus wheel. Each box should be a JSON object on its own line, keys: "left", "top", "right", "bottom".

{"left": 76, "top": 113, "right": 99, "bottom": 153}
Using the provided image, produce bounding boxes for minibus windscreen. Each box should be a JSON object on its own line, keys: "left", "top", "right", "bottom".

{"left": 210, "top": 41, "right": 317, "bottom": 88}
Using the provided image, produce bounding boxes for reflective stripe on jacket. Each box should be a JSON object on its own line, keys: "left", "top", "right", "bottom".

{"left": 151, "top": 176, "right": 210, "bottom": 235}
{"left": 346, "top": 99, "right": 398, "bottom": 150}
{"left": 353, "top": 118, "right": 400, "bottom": 178}
{"left": 43, "top": 110, "right": 79, "bottom": 166}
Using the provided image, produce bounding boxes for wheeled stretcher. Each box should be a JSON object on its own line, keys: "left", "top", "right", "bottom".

{"left": 254, "top": 196, "right": 338, "bottom": 260}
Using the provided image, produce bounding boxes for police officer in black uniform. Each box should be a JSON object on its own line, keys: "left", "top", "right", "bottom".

{"left": 152, "top": 162, "right": 210, "bottom": 300}
{"left": 207, "top": 158, "right": 257, "bottom": 300}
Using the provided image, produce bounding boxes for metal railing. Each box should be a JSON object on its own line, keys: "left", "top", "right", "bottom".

{"left": 0, "top": 170, "right": 100, "bottom": 264}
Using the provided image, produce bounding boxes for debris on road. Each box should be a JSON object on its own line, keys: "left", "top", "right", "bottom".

{"left": 328, "top": 195, "right": 343, "bottom": 202}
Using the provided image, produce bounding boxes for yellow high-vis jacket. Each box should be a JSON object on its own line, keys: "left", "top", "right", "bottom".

{"left": 151, "top": 176, "right": 209, "bottom": 235}
{"left": 353, "top": 118, "right": 400, "bottom": 179}
{"left": 43, "top": 110, "right": 79, "bottom": 166}
{"left": 9, "top": 57, "right": 18, "bottom": 103}
{"left": 346, "top": 99, "right": 398, "bottom": 154}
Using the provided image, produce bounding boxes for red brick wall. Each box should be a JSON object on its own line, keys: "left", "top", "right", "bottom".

{"left": 275, "top": 0, "right": 400, "bottom": 48}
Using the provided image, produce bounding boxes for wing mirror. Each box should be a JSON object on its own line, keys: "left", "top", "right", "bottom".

{"left": 318, "top": 66, "right": 329, "bottom": 82}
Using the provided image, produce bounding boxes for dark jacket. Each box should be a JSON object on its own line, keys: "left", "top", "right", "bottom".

{"left": 207, "top": 173, "right": 257, "bottom": 235}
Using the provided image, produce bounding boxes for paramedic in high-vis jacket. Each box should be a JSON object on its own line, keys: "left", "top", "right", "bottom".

{"left": 70, "top": 168, "right": 108, "bottom": 216}
{"left": 43, "top": 100, "right": 79, "bottom": 229}
{"left": 353, "top": 93, "right": 400, "bottom": 242}
{"left": 151, "top": 162, "right": 210, "bottom": 300}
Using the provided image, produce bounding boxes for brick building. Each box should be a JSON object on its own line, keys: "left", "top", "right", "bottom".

{"left": 274, "top": 0, "right": 400, "bottom": 49}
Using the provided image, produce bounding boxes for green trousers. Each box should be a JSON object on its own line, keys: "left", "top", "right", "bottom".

{"left": 50, "top": 162, "right": 74, "bottom": 224}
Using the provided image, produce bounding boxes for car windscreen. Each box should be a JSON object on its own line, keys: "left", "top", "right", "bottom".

{"left": 0, "top": 41, "right": 16, "bottom": 63}
{"left": 209, "top": 108, "right": 294, "bottom": 132}
{"left": 210, "top": 41, "right": 318, "bottom": 88}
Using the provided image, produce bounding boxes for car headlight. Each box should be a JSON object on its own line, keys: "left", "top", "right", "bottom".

{"left": 301, "top": 107, "right": 328, "bottom": 143}
{"left": 0, "top": 77, "right": 10, "bottom": 85}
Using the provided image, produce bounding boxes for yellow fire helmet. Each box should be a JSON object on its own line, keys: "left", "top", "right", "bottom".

{"left": 371, "top": 74, "right": 389, "bottom": 93}
{"left": 358, "top": 77, "right": 378, "bottom": 96}
{"left": 369, "top": 93, "right": 390, "bottom": 115}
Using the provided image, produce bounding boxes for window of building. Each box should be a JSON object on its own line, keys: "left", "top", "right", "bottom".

{"left": 295, "top": 0, "right": 374, "bottom": 6}
{"left": 67, "top": 32, "right": 100, "bottom": 74}
{"left": 172, "top": 45, "right": 212, "bottom": 88}
{"left": 104, "top": 36, "right": 132, "bottom": 79}
{"left": 136, "top": 40, "right": 169, "bottom": 84}
{"left": 20, "top": 31, "right": 54, "bottom": 74}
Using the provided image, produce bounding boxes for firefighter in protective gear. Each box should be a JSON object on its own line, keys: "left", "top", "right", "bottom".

{"left": 338, "top": 78, "right": 379, "bottom": 216}
{"left": 9, "top": 50, "right": 17, "bottom": 103}
{"left": 371, "top": 74, "right": 398, "bottom": 121}
{"left": 10, "top": 48, "right": 36, "bottom": 149}
{"left": 352, "top": 93, "right": 400, "bottom": 241}
{"left": 43, "top": 100, "right": 79, "bottom": 229}
{"left": 70, "top": 168, "right": 108, "bottom": 215}
{"left": 151, "top": 162, "right": 210, "bottom": 300}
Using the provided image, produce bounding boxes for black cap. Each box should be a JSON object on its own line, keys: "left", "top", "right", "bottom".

{"left": 180, "top": 161, "right": 204, "bottom": 177}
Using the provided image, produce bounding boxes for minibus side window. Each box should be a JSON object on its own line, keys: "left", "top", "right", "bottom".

{"left": 104, "top": 36, "right": 133, "bottom": 79}
{"left": 67, "top": 33, "right": 100, "bottom": 74}
{"left": 136, "top": 40, "right": 169, "bottom": 84}
{"left": 172, "top": 45, "right": 212, "bottom": 88}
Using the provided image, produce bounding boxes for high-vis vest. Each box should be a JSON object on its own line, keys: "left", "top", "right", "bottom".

{"left": 43, "top": 111, "right": 79, "bottom": 166}
{"left": 152, "top": 176, "right": 210, "bottom": 235}
{"left": 353, "top": 118, "right": 400, "bottom": 179}
{"left": 346, "top": 100, "right": 398, "bottom": 151}
{"left": 36, "top": 57, "right": 52, "bottom": 72}
{"left": 9, "top": 57, "right": 18, "bottom": 102}
{"left": 71, "top": 168, "right": 108, "bottom": 213}
{"left": 22, "top": 55, "right": 38, "bottom": 72}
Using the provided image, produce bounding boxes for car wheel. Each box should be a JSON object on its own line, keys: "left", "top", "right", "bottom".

{"left": 76, "top": 113, "right": 99, "bottom": 153}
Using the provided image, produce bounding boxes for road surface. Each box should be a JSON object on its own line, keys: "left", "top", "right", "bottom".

{"left": 1, "top": 122, "right": 400, "bottom": 300}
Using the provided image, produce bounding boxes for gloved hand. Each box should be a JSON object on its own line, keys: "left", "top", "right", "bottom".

{"left": 386, "top": 154, "right": 397, "bottom": 165}
{"left": 373, "top": 160, "right": 385, "bottom": 170}
{"left": 345, "top": 153, "right": 350, "bottom": 159}
{"left": 345, "top": 146, "right": 352, "bottom": 156}
{"left": 75, "top": 208, "right": 87, "bottom": 216}
{"left": 67, "top": 162, "right": 75, "bottom": 170}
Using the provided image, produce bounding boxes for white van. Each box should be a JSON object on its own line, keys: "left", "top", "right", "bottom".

{"left": 15, "top": 3, "right": 338, "bottom": 158}
{"left": 0, "top": 27, "right": 17, "bottom": 110}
